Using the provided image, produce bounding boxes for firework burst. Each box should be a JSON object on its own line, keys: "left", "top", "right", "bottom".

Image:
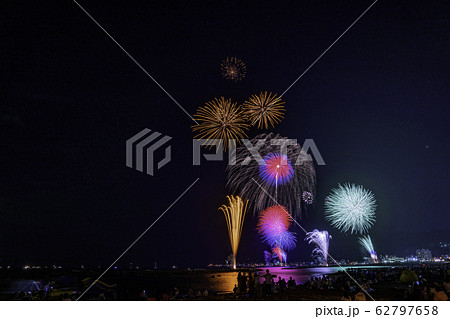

{"left": 272, "top": 246, "right": 287, "bottom": 263}
{"left": 302, "top": 191, "right": 314, "bottom": 204}
{"left": 226, "top": 133, "right": 316, "bottom": 219}
{"left": 243, "top": 91, "right": 285, "bottom": 129}
{"left": 219, "top": 195, "right": 249, "bottom": 269}
{"left": 221, "top": 57, "right": 246, "bottom": 82}
{"left": 259, "top": 153, "right": 294, "bottom": 186}
{"left": 324, "top": 183, "right": 376, "bottom": 234}
{"left": 359, "top": 235, "right": 378, "bottom": 263}
{"left": 192, "top": 97, "right": 249, "bottom": 150}
{"left": 257, "top": 205, "right": 296, "bottom": 251}
{"left": 305, "top": 229, "right": 332, "bottom": 266}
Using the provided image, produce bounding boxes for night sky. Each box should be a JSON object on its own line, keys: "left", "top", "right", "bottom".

{"left": 1, "top": 1, "right": 449, "bottom": 268}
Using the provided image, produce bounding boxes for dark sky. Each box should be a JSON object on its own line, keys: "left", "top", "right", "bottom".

{"left": 1, "top": 1, "right": 449, "bottom": 268}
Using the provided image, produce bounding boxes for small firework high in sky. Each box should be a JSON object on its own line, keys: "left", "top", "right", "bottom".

{"left": 220, "top": 57, "right": 246, "bottom": 81}
{"left": 324, "top": 183, "right": 376, "bottom": 234}
{"left": 302, "top": 191, "right": 314, "bottom": 204}
{"left": 192, "top": 97, "right": 249, "bottom": 150}
{"left": 243, "top": 91, "right": 285, "bottom": 129}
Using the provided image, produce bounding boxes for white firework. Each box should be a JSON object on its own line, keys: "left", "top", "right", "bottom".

{"left": 324, "top": 183, "right": 376, "bottom": 234}
{"left": 359, "top": 235, "right": 378, "bottom": 263}
{"left": 305, "top": 229, "right": 332, "bottom": 266}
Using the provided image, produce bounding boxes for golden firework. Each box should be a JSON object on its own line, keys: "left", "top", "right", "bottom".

{"left": 192, "top": 97, "right": 249, "bottom": 151}
{"left": 221, "top": 57, "right": 246, "bottom": 82}
{"left": 219, "top": 195, "right": 248, "bottom": 269}
{"left": 242, "top": 91, "right": 285, "bottom": 129}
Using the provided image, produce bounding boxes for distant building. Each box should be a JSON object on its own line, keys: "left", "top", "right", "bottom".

{"left": 416, "top": 249, "right": 432, "bottom": 260}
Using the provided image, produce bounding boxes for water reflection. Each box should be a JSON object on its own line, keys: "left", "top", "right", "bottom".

{"left": 209, "top": 266, "right": 391, "bottom": 293}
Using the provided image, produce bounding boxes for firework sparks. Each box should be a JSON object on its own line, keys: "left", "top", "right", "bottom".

{"left": 259, "top": 153, "right": 294, "bottom": 186}
{"left": 257, "top": 205, "right": 296, "bottom": 251}
{"left": 219, "top": 195, "right": 248, "bottom": 269}
{"left": 324, "top": 183, "right": 376, "bottom": 234}
{"left": 221, "top": 57, "right": 246, "bottom": 82}
{"left": 243, "top": 91, "right": 285, "bottom": 129}
{"left": 226, "top": 133, "right": 316, "bottom": 219}
{"left": 359, "top": 235, "right": 378, "bottom": 263}
{"left": 272, "top": 246, "right": 287, "bottom": 263}
{"left": 302, "top": 191, "right": 314, "bottom": 204}
{"left": 192, "top": 97, "right": 249, "bottom": 150}
{"left": 305, "top": 229, "right": 332, "bottom": 266}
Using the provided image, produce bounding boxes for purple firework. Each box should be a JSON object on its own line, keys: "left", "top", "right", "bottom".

{"left": 257, "top": 205, "right": 296, "bottom": 251}
{"left": 258, "top": 153, "right": 294, "bottom": 186}
{"left": 302, "top": 191, "right": 314, "bottom": 204}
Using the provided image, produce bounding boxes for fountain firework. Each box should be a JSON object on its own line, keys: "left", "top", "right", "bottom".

{"left": 359, "top": 235, "right": 378, "bottom": 263}
{"left": 219, "top": 195, "right": 248, "bottom": 269}
{"left": 305, "top": 229, "right": 332, "bottom": 266}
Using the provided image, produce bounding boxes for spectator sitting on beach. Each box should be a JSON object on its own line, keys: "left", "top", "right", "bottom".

{"left": 287, "top": 277, "right": 296, "bottom": 289}
{"left": 443, "top": 281, "right": 450, "bottom": 294}
{"left": 354, "top": 291, "right": 366, "bottom": 301}
{"left": 139, "top": 290, "right": 147, "bottom": 301}
{"left": 253, "top": 272, "right": 260, "bottom": 294}
{"left": 62, "top": 293, "right": 71, "bottom": 301}
{"left": 278, "top": 277, "right": 287, "bottom": 293}
{"left": 263, "top": 269, "right": 273, "bottom": 296}
{"left": 187, "top": 288, "right": 194, "bottom": 299}
{"left": 341, "top": 292, "right": 352, "bottom": 301}
{"left": 238, "top": 272, "right": 247, "bottom": 294}
{"left": 430, "top": 286, "right": 448, "bottom": 301}
{"left": 248, "top": 273, "right": 255, "bottom": 296}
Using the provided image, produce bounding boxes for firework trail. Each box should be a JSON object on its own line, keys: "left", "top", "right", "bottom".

{"left": 324, "top": 183, "right": 376, "bottom": 234}
{"left": 221, "top": 57, "right": 246, "bottom": 81}
{"left": 226, "top": 133, "right": 316, "bottom": 219}
{"left": 243, "top": 91, "right": 285, "bottom": 129}
{"left": 192, "top": 97, "right": 249, "bottom": 151}
{"left": 359, "top": 235, "right": 378, "bottom": 263}
{"left": 219, "top": 195, "right": 249, "bottom": 269}
{"left": 305, "top": 230, "right": 332, "bottom": 266}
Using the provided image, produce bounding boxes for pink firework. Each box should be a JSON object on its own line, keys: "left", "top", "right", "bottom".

{"left": 272, "top": 246, "right": 284, "bottom": 262}
{"left": 257, "top": 205, "right": 297, "bottom": 251}
{"left": 259, "top": 153, "right": 294, "bottom": 186}
{"left": 258, "top": 205, "right": 292, "bottom": 237}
